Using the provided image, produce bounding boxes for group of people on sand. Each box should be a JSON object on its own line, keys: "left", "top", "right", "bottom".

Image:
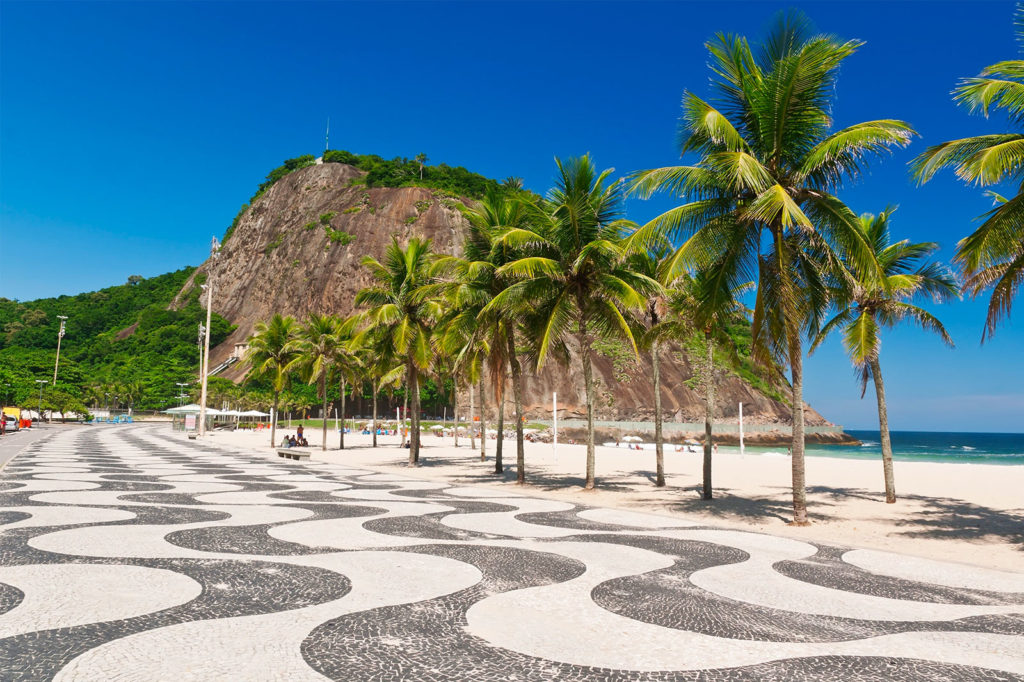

{"left": 281, "top": 425, "right": 309, "bottom": 448}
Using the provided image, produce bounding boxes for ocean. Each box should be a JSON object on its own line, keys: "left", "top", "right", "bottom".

{"left": 748, "top": 430, "right": 1024, "bottom": 466}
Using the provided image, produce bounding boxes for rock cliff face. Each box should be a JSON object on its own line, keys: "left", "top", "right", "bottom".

{"left": 179, "top": 162, "right": 836, "bottom": 428}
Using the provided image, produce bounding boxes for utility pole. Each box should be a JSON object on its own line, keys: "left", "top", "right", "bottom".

{"left": 53, "top": 316, "right": 68, "bottom": 385}
{"left": 198, "top": 237, "right": 219, "bottom": 437}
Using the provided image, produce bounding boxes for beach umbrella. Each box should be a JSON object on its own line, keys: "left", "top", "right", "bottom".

{"left": 430, "top": 424, "right": 444, "bottom": 431}
{"left": 622, "top": 435, "right": 643, "bottom": 442}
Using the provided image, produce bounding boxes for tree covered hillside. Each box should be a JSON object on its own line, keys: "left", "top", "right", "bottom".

{"left": 0, "top": 268, "right": 234, "bottom": 413}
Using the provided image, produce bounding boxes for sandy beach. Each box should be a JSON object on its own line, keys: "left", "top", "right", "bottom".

{"left": 203, "top": 425, "right": 1023, "bottom": 572}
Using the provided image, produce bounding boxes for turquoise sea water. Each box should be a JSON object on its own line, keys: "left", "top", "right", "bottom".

{"left": 744, "top": 430, "right": 1024, "bottom": 466}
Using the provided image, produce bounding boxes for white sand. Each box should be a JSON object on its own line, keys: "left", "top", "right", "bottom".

{"left": 209, "top": 427, "right": 1024, "bottom": 572}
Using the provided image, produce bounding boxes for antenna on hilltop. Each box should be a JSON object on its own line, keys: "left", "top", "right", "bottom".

{"left": 325, "top": 117, "right": 330, "bottom": 153}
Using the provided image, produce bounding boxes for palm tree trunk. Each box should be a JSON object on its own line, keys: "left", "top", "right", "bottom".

{"left": 469, "top": 383, "right": 475, "bottom": 450}
{"left": 870, "top": 356, "right": 896, "bottom": 503}
{"left": 271, "top": 390, "right": 279, "bottom": 448}
{"left": 508, "top": 334, "right": 526, "bottom": 484}
{"left": 494, "top": 386, "right": 504, "bottom": 474}
{"left": 321, "top": 376, "right": 328, "bottom": 452}
{"left": 372, "top": 382, "right": 378, "bottom": 448}
{"left": 402, "top": 386, "right": 409, "bottom": 449}
{"left": 479, "top": 376, "right": 487, "bottom": 461}
{"left": 702, "top": 330, "right": 714, "bottom": 500}
{"left": 652, "top": 339, "right": 665, "bottom": 487}
{"left": 339, "top": 375, "right": 346, "bottom": 450}
{"left": 789, "top": 333, "right": 809, "bottom": 525}
{"left": 410, "top": 364, "right": 421, "bottom": 465}
{"left": 578, "top": 315, "right": 596, "bottom": 490}
{"left": 453, "top": 373, "right": 459, "bottom": 447}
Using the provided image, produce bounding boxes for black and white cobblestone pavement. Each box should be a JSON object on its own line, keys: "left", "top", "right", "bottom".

{"left": 1, "top": 424, "right": 1021, "bottom": 681}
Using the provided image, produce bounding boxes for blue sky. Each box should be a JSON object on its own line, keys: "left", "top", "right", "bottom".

{"left": 1, "top": 1, "right": 1021, "bottom": 432}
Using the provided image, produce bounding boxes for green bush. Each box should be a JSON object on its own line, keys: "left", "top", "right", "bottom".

{"left": 264, "top": 233, "right": 285, "bottom": 255}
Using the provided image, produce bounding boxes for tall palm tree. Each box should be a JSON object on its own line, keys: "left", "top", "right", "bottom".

{"left": 912, "top": 9, "right": 1024, "bottom": 341}
{"left": 811, "top": 209, "right": 958, "bottom": 502}
{"left": 245, "top": 314, "right": 299, "bottom": 447}
{"left": 355, "top": 237, "right": 442, "bottom": 465}
{"left": 291, "top": 314, "right": 342, "bottom": 451}
{"left": 415, "top": 153, "right": 429, "bottom": 181}
{"left": 490, "top": 155, "right": 656, "bottom": 490}
{"left": 625, "top": 240, "right": 673, "bottom": 487}
{"left": 435, "top": 187, "right": 534, "bottom": 480}
{"left": 626, "top": 14, "right": 915, "bottom": 523}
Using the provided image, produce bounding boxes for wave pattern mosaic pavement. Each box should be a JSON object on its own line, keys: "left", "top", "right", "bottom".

{"left": 1, "top": 425, "right": 1022, "bottom": 681}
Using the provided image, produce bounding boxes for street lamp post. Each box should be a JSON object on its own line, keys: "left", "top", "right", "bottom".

{"left": 197, "top": 324, "right": 206, "bottom": 382}
{"left": 35, "top": 380, "right": 48, "bottom": 424}
{"left": 175, "top": 382, "right": 190, "bottom": 407}
{"left": 53, "top": 316, "right": 68, "bottom": 385}
{"left": 198, "top": 237, "right": 219, "bottom": 437}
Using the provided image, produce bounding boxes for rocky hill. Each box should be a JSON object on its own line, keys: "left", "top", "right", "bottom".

{"left": 179, "top": 161, "right": 840, "bottom": 432}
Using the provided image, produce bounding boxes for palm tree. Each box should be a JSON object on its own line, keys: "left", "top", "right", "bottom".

{"left": 355, "top": 237, "right": 442, "bottom": 465}
{"left": 245, "top": 314, "right": 299, "bottom": 447}
{"left": 911, "top": 9, "right": 1024, "bottom": 341}
{"left": 665, "top": 270, "right": 752, "bottom": 500}
{"left": 626, "top": 13, "right": 915, "bottom": 523}
{"left": 122, "top": 379, "right": 145, "bottom": 413}
{"left": 415, "top": 153, "right": 429, "bottom": 180}
{"left": 490, "top": 155, "right": 656, "bottom": 490}
{"left": 333, "top": 318, "right": 362, "bottom": 449}
{"left": 291, "top": 314, "right": 342, "bottom": 451}
{"left": 625, "top": 241, "right": 673, "bottom": 487}
{"left": 811, "top": 208, "right": 958, "bottom": 502}
{"left": 435, "top": 187, "right": 534, "bottom": 480}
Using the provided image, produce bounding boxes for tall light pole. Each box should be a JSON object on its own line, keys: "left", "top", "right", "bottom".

{"left": 53, "top": 316, "right": 68, "bottom": 385}
{"left": 175, "top": 382, "right": 190, "bottom": 406}
{"left": 35, "top": 379, "right": 48, "bottom": 423}
{"left": 198, "top": 237, "right": 219, "bottom": 437}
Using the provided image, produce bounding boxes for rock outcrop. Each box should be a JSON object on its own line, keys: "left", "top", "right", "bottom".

{"left": 179, "top": 162, "right": 840, "bottom": 431}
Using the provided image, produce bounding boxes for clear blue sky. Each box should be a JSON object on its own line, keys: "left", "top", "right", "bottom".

{"left": 1, "top": 1, "right": 1021, "bottom": 432}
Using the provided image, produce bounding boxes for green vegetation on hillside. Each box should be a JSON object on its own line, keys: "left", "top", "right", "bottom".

{"left": 322, "top": 149, "right": 500, "bottom": 198}
{"left": 0, "top": 269, "right": 234, "bottom": 413}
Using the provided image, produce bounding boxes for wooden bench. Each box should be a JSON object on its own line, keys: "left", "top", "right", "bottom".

{"left": 276, "top": 448, "right": 311, "bottom": 461}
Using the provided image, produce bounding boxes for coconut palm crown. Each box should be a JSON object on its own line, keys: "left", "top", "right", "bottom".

{"left": 911, "top": 9, "right": 1024, "bottom": 340}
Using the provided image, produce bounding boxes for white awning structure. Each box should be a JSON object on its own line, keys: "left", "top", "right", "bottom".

{"left": 239, "top": 410, "right": 270, "bottom": 417}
